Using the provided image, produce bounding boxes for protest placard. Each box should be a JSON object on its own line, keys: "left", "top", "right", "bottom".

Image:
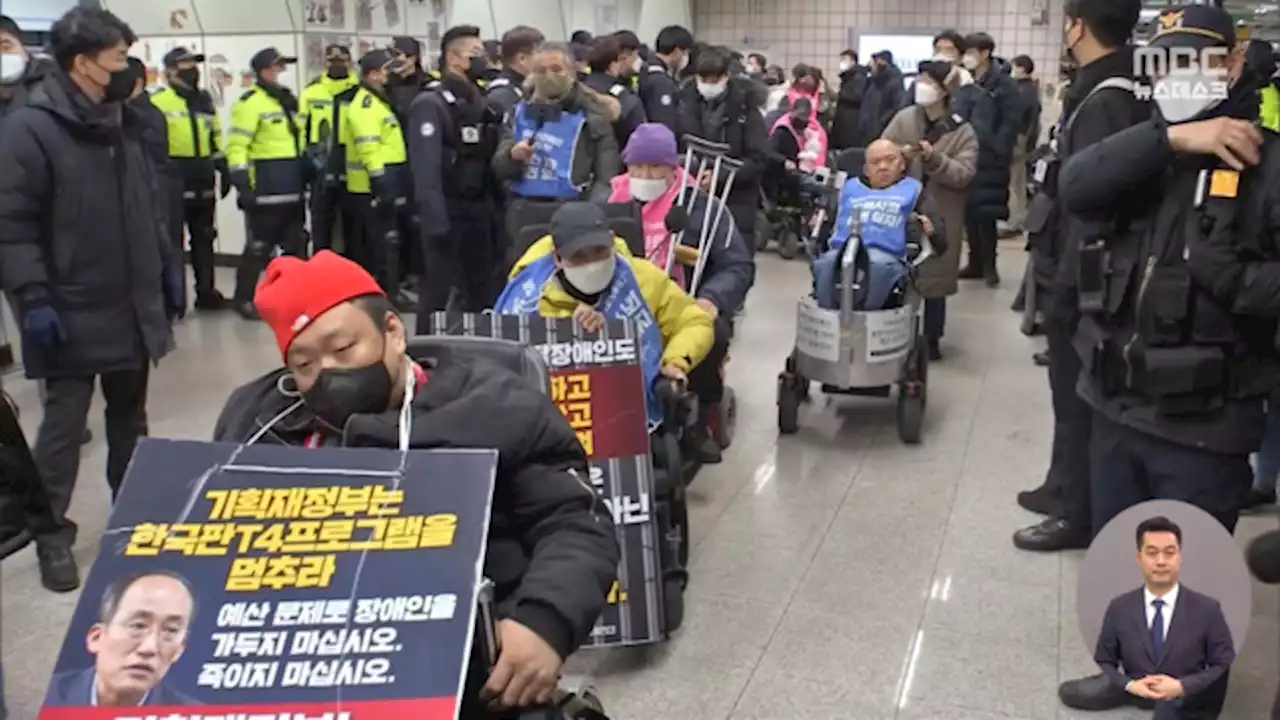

{"left": 38, "top": 438, "right": 496, "bottom": 720}
{"left": 425, "top": 311, "right": 665, "bottom": 647}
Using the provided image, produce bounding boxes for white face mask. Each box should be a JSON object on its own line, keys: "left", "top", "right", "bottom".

{"left": 562, "top": 255, "right": 616, "bottom": 295}
{"left": 838, "top": 61, "right": 851, "bottom": 73}
{"left": 697, "top": 80, "right": 727, "bottom": 100}
{"left": 914, "top": 82, "right": 941, "bottom": 106}
{"left": 0, "top": 52, "right": 27, "bottom": 84}
{"left": 629, "top": 176, "right": 669, "bottom": 202}
{"left": 1154, "top": 74, "right": 1224, "bottom": 123}
{"left": 632, "top": 56, "right": 643, "bottom": 74}
{"left": 962, "top": 54, "right": 980, "bottom": 71}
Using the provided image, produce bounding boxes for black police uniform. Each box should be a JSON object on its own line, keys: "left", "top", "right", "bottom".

{"left": 1060, "top": 61, "right": 1280, "bottom": 539}
{"left": 485, "top": 68, "right": 526, "bottom": 121}
{"left": 584, "top": 70, "right": 647, "bottom": 149}
{"left": 1013, "top": 48, "right": 1153, "bottom": 551}
{"left": 637, "top": 57, "right": 680, "bottom": 135}
{"left": 408, "top": 73, "right": 504, "bottom": 322}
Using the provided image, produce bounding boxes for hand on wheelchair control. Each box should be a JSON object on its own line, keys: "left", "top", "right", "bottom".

{"left": 573, "top": 304, "right": 606, "bottom": 333}
{"left": 912, "top": 212, "right": 934, "bottom": 236}
{"left": 695, "top": 297, "right": 719, "bottom": 320}
{"left": 660, "top": 363, "right": 687, "bottom": 384}
{"left": 482, "top": 619, "right": 563, "bottom": 710}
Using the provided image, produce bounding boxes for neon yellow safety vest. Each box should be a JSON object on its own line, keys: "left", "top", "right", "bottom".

{"left": 345, "top": 85, "right": 406, "bottom": 195}
{"left": 299, "top": 73, "right": 358, "bottom": 145}
{"left": 227, "top": 85, "right": 307, "bottom": 202}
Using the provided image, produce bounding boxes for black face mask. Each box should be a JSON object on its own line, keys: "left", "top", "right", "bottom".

{"left": 302, "top": 355, "right": 394, "bottom": 430}
{"left": 177, "top": 67, "right": 200, "bottom": 87}
{"left": 99, "top": 64, "right": 135, "bottom": 103}
{"left": 328, "top": 62, "right": 350, "bottom": 79}
{"left": 467, "top": 56, "right": 490, "bottom": 81}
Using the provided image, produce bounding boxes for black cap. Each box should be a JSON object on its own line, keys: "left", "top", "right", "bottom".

{"left": 325, "top": 44, "right": 351, "bottom": 61}
{"left": 250, "top": 47, "right": 298, "bottom": 73}
{"left": 0, "top": 15, "right": 22, "bottom": 40}
{"left": 917, "top": 59, "right": 952, "bottom": 85}
{"left": 392, "top": 36, "right": 421, "bottom": 56}
{"left": 1150, "top": 6, "right": 1235, "bottom": 51}
{"left": 163, "top": 46, "right": 206, "bottom": 68}
{"left": 359, "top": 49, "right": 393, "bottom": 74}
{"left": 551, "top": 203, "right": 615, "bottom": 257}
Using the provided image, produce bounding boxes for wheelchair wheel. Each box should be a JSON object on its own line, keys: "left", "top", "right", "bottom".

{"left": 712, "top": 386, "right": 737, "bottom": 449}
{"left": 673, "top": 483, "right": 690, "bottom": 567}
{"left": 777, "top": 228, "right": 801, "bottom": 259}
{"left": 778, "top": 374, "right": 800, "bottom": 435}
{"left": 896, "top": 390, "right": 925, "bottom": 444}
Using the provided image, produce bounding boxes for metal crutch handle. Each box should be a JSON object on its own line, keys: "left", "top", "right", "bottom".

{"left": 691, "top": 156, "right": 743, "bottom": 296}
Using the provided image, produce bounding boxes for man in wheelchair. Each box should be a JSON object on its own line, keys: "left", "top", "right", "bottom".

{"left": 495, "top": 202, "right": 715, "bottom": 437}
{"left": 814, "top": 139, "right": 944, "bottom": 311}
{"left": 607, "top": 123, "right": 754, "bottom": 462}
{"left": 211, "top": 251, "right": 621, "bottom": 719}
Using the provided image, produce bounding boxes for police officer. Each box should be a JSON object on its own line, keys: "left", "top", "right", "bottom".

{"left": 1012, "top": 0, "right": 1148, "bottom": 555}
{"left": 1055, "top": 10, "right": 1274, "bottom": 716}
{"left": 389, "top": 36, "right": 429, "bottom": 118}
{"left": 612, "top": 30, "right": 645, "bottom": 89}
{"left": 227, "top": 47, "right": 308, "bottom": 320}
{"left": 347, "top": 49, "right": 414, "bottom": 308}
{"left": 487, "top": 25, "right": 545, "bottom": 120}
{"left": 639, "top": 25, "right": 693, "bottom": 135}
{"left": 150, "top": 47, "right": 230, "bottom": 311}
{"left": 408, "top": 24, "right": 503, "bottom": 321}
{"left": 299, "top": 44, "right": 357, "bottom": 252}
{"left": 583, "top": 34, "right": 647, "bottom": 150}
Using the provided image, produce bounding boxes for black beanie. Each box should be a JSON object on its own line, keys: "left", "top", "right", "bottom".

{"left": 0, "top": 15, "right": 21, "bottom": 40}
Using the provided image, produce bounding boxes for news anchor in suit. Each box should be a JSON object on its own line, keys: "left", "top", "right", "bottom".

{"left": 1094, "top": 516, "right": 1235, "bottom": 720}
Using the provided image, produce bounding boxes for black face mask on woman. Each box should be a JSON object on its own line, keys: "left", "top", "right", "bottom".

{"left": 302, "top": 354, "right": 394, "bottom": 430}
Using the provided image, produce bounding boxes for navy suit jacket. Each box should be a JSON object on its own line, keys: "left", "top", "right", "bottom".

{"left": 44, "top": 666, "right": 198, "bottom": 708}
{"left": 1094, "top": 586, "right": 1236, "bottom": 698}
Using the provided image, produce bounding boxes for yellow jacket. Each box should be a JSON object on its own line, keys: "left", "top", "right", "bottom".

{"left": 1261, "top": 85, "right": 1280, "bottom": 133}
{"left": 510, "top": 236, "right": 714, "bottom": 373}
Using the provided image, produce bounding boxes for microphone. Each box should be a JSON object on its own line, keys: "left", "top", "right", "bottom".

{"left": 664, "top": 206, "right": 689, "bottom": 234}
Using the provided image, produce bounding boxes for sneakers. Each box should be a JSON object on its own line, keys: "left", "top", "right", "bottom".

{"left": 36, "top": 539, "right": 80, "bottom": 593}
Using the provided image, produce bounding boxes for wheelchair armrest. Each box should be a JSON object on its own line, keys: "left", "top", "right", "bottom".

{"left": 653, "top": 377, "right": 697, "bottom": 432}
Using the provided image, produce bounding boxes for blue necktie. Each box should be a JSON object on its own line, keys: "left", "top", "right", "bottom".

{"left": 1151, "top": 599, "right": 1166, "bottom": 661}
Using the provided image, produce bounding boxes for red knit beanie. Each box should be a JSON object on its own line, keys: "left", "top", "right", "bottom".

{"left": 254, "top": 251, "right": 385, "bottom": 358}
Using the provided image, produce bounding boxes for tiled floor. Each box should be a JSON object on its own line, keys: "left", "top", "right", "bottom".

{"left": 1, "top": 251, "right": 1277, "bottom": 720}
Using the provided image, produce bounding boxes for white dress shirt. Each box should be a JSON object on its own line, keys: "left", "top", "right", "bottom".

{"left": 1144, "top": 583, "right": 1180, "bottom": 642}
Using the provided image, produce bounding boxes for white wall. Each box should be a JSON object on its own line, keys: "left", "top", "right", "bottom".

{"left": 1, "top": 0, "right": 80, "bottom": 29}
{"left": 694, "top": 0, "right": 1065, "bottom": 113}
{"left": 443, "top": 0, "right": 642, "bottom": 42}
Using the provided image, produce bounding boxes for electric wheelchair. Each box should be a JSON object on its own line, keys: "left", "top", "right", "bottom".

{"left": 416, "top": 318, "right": 692, "bottom": 645}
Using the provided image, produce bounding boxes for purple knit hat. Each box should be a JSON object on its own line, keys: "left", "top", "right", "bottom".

{"left": 622, "top": 123, "right": 679, "bottom": 166}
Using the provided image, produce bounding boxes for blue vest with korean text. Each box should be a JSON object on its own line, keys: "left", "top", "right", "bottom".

{"left": 511, "top": 103, "right": 586, "bottom": 200}
{"left": 831, "top": 176, "right": 922, "bottom": 256}
{"left": 495, "top": 254, "right": 664, "bottom": 430}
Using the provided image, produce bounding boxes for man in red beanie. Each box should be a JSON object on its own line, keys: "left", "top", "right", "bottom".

{"left": 212, "top": 251, "right": 619, "bottom": 717}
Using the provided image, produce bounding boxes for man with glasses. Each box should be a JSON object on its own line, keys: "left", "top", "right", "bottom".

{"left": 44, "top": 571, "right": 197, "bottom": 706}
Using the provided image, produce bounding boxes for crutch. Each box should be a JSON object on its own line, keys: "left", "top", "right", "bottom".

{"left": 668, "top": 136, "right": 742, "bottom": 296}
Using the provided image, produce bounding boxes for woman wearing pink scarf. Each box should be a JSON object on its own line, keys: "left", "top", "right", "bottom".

{"left": 608, "top": 122, "right": 754, "bottom": 464}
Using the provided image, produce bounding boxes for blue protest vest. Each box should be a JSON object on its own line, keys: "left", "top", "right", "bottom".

{"left": 511, "top": 103, "right": 587, "bottom": 200}
{"left": 495, "top": 254, "right": 665, "bottom": 430}
{"left": 830, "top": 176, "right": 922, "bottom": 256}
